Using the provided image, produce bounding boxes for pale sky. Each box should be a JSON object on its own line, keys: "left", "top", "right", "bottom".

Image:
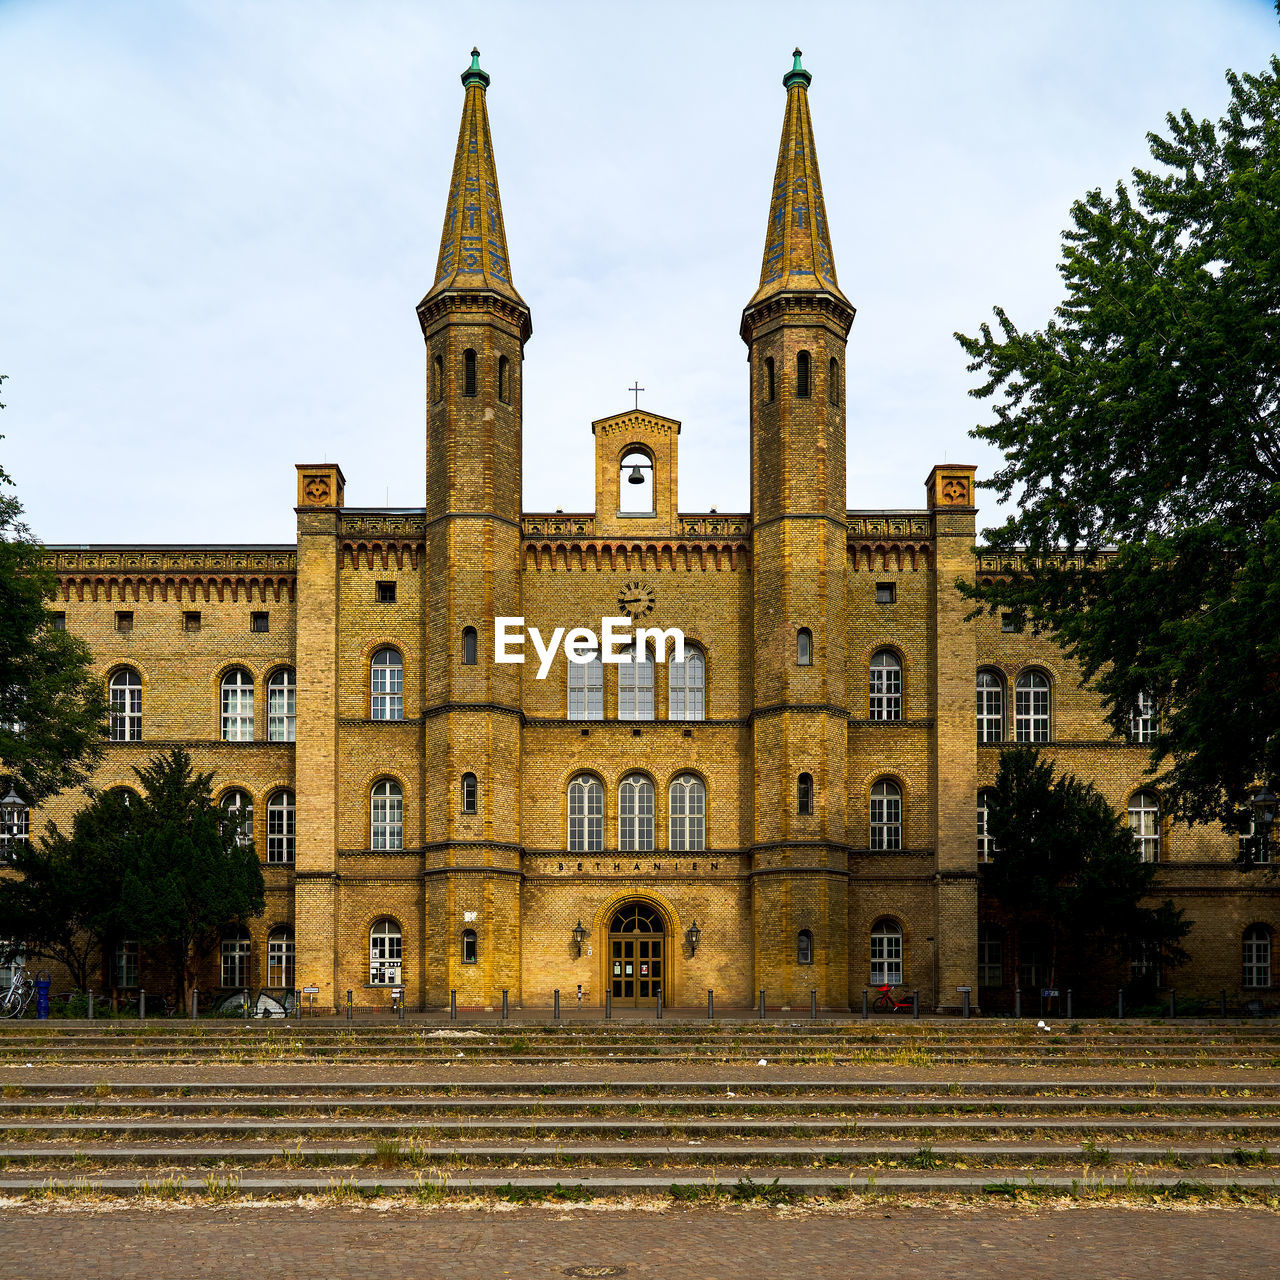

{"left": 1, "top": 0, "right": 1275, "bottom": 544}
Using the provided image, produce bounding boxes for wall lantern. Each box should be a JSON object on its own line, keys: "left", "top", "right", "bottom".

{"left": 686, "top": 920, "right": 701, "bottom": 956}
{"left": 571, "top": 920, "right": 588, "bottom": 958}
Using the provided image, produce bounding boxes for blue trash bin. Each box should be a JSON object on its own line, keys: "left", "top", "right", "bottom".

{"left": 35, "top": 976, "right": 52, "bottom": 1020}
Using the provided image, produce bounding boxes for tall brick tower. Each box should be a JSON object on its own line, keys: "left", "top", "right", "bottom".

{"left": 742, "top": 51, "right": 856, "bottom": 1010}
{"left": 416, "top": 50, "right": 531, "bottom": 1008}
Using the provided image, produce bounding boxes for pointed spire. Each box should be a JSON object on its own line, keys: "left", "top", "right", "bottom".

{"left": 745, "top": 50, "right": 850, "bottom": 314}
{"left": 421, "top": 49, "right": 528, "bottom": 317}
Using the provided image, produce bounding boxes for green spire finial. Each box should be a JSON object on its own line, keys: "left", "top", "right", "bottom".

{"left": 783, "top": 47, "right": 811, "bottom": 90}
{"left": 461, "top": 46, "right": 490, "bottom": 90}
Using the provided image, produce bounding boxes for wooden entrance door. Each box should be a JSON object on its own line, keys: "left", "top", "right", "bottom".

{"left": 609, "top": 902, "right": 664, "bottom": 1007}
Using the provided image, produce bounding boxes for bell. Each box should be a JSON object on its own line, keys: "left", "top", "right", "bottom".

{"left": 626, "top": 465, "right": 646, "bottom": 485}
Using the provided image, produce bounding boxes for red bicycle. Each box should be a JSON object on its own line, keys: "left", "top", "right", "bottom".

{"left": 871, "top": 984, "right": 914, "bottom": 1013}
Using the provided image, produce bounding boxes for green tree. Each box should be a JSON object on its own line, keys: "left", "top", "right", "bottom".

{"left": 983, "top": 748, "right": 1189, "bottom": 995}
{"left": 956, "top": 54, "right": 1280, "bottom": 832}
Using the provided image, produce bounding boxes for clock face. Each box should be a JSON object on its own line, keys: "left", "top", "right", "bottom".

{"left": 617, "top": 579, "right": 657, "bottom": 619}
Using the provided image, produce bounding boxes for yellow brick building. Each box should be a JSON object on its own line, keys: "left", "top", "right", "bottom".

{"left": 20, "top": 50, "right": 1278, "bottom": 1013}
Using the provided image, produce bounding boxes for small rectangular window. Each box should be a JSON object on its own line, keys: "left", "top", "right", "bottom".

{"left": 875, "top": 582, "right": 896, "bottom": 605}
{"left": 1000, "top": 613, "right": 1016, "bottom": 633}
{"left": 51, "top": 612, "right": 66, "bottom": 631}
{"left": 183, "top": 611, "right": 202, "bottom": 633}
{"left": 115, "top": 611, "right": 133, "bottom": 633}
{"left": 250, "top": 612, "right": 269, "bottom": 633}
{"left": 376, "top": 581, "right": 397, "bottom": 604}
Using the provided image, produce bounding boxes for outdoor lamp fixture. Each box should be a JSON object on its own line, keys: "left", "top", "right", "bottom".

{"left": 1250, "top": 786, "right": 1277, "bottom": 859}
{"left": 571, "top": 920, "right": 588, "bottom": 958}
{"left": 686, "top": 920, "right": 701, "bottom": 956}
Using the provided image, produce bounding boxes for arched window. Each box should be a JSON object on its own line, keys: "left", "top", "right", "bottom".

{"left": 978, "top": 925, "right": 1003, "bottom": 986}
{"left": 977, "top": 788, "right": 996, "bottom": 863}
{"left": 869, "top": 650, "right": 903, "bottom": 721}
{"left": 796, "top": 350, "right": 811, "bottom": 398}
{"left": 797, "top": 772, "right": 813, "bottom": 816}
{"left": 266, "top": 790, "right": 295, "bottom": 864}
{"left": 267, "top": 926, "right": 294, "bottom": 988}
{"left": 619, "top": 449, "right": 654, "bottom": 514}
{"left": 618, "top": 645, "right": 654, "bottom": 721}
{"left": 1130, "top": 691, "right": 1158, "bottom": 743}
{"left": 498, "top": 354, "right": 510, "bottom": 404}
{"left": 114, "top": 940, "right": 139, "bottom": 990}
{"left": 461, "top": 928, "right": 478, "bottom": 964}
{"left": 568, "top": 775, "right": 604, "bottom": 852}
{"left": 1128, "top": 790, "right": 1161, "bottom": 863}
{"left": 461, "top": 772, "right": 478, "bottom": 815}
{"left": 568, "top": 651, "right": 604, "bottom": 719}
{"left": 619, "top": 774, "right": 655, "bottom": 852}
{"left": 369, "top": 918, "right": 402, "bottom": 985}
{"left": 462, "top": 348, "right": 477, "bottom": 397}
{"left": 977, "top": 670, "right": 1004, "bottom": 743}
{"left": 371, "top": 648, "right": 403, "bottom": 720}
{"left": 267, "top": 668, "right": 296, "bottom": 742}
{"left": 764, "top": 356, "right": 775, "bottom": 403}
{"left": 220, "top": 789, "right": 254, "bottom": 849}
{"left": 870, "top": 780, "right": 902, "bottom": 851}
{"left": 828, "top": 357, "right": 840, "bottom": 406}
{"left": 0, "top": 796, "right": 28, "bottom": 862}
{"left": 432, "top": 354, "right": 444, "bottom": 403}
{"left": 220, "top": 668, "right": 254, "bottom": 741}
{"left": 1243, "top": 925, "right": 1272, "bottom": 989}
{"left": 797, "top": 628, "right": 813, "bottom": 666}
{"left": 668, "top": 647, "right": 705, "bottom": 721}
{"left": 221, "top": 927, "right": 251, "bottom": 988}
{"left": 1014, "top": 671, "right": 1050, "bottom": 742}
{"left": 870, "top": 919, "right": 903, "bottom": 985}
{"left": 371, "top": 779, "right": 403, "bottom": 850}
{"left": 669, "top": 774, "right": 705, "bottom": 851}
{"left": 109, "top": 668, "right": 142, "bottom": 742}
{"left": 797, "top": 928, "right": 814, "bottom": 965}
{"left": 462, "top": 627, "right": 478, "bottom": 666}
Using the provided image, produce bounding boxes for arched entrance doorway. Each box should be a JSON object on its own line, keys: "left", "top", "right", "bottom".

{"left": 608, "top": 902, "right": 664, "bottom": 1007}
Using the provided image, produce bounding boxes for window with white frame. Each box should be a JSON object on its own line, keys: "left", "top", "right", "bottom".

{"left": 0, "top": 942, "right": 24, "bottom": 993}
{"left": 1243, "top": 924, "right": 1272, "bottom": 989}
{"left": 371, "top": 779, "right": 403, "bottom": 851}
{"left": 668, "top": 648, "right": 705, "bottom": 721}
{"left": 870, "top": 919, "right": 903, "bottom": 986}
{"left": 1128, "top": 790, "right": 1161, "bottom": 862}
{"left": 114, "top": 940, "right": 139, "bottom": 990}
{"left": 109, "top": 668, "right": 142, "bottom": 741}
{"left": 619, "top": 774, "right": 655, "bottom": 851}
{"left": 221, "top": 929, "right": 251, "bottom": 988}
{"left": 797, "top": 929, "right": 814, "bottom": 964}
{"left": 220, "top": 668, "right": 254, "bottom": 741}
{"left": 1239, "top": 817, "right": 1272, "bottom": 866}
{"left": 1129, "top": 939, "right": 1163, "bottom": 987}
{"left": 869, "top": 779, "right": 902, "bottom": 851}
{"left": 369, "top": 918, "right": 402, "bottom": 985}
{"left": 976, "top": 669, "right": 1003, "bottom": 743}
{"left": 618, "top": 646, "right": 654, "bottom": 721}
{"left": 978, "top": 926, "right": 1003, "bottom": 986}
{"left": 1130, "top": 691, "right": 1158, "bottom": 743}
{"left": 1014, "top": 670, "right": 1050, "bottom": 742}
{"left": 220, "top": 789, "right": 254, "bottom": 848}
{"left": 568, "top": 775, "right": 604, "bottom": 852}
{"left": 267, "top": 668, "right": 296, "bottom": 742}
{"left": 266, "top": 790, "right": 295, "bottom": 864}
{"left": 869, "top": 650, "right": 903, "bottom": 721}
{"left": 461, "top": 772, "right": 477, "bottom": 814}
{"left": 0, "top": 800, "right": 28, "bottom": 862}
{"left": 977, "top": 788, "right": 996, "bottom": 863}
{"left": 267, "top": 927, "right": 295, "bottom": 988}
{"left": 567, "top": 652, "right": 604, "bottom": 720}
{"left": 669, "top": 774, "right": 705, "bottom": 851}
{"left": 370, "top": 648, "right": 403, "bottom": 720}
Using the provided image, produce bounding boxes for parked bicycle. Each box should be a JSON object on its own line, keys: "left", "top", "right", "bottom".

{"left": 871, "top": 983, "right": 914, "bottom": 1014}
{"left": 1, "top": 964, "right": 34, "bottom": 1019}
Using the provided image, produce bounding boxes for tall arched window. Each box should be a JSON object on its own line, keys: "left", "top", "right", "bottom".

{"left": 869, "top": 650, "right": 903, "bottom": 721}
{"left": 828, "top": 356, "right": 840, "bottom": 405}
{"left": 462, "top": 627, "right": 478, "bottom": 666}
{"left": 461, "top": 928, "right": 478, "bottom": 964}
{"left": 266, "top": 790, "right": 295, "bottom": 864}
{"left": 1243, "top": 924, "right": 1272, "bottom": 989}
{"left": 221, "top": 928, "right": 251, "bottom": 988}
{"left": 797, "top": 929, "right": 814, "bottom": 965}
{"left": 798, "top": 772, "right": 813, "bottom": 816}
{"left": 432, "top": 354, "right": 444, "bottom": 403}
{"left": 267, "top": 668, "right": 296, "bottom": 742}
{"left": 619, "top": 774, "right": 655, "bottom": 852}
{"left": 1128, "top": 790, "right": 1161, "bottom": 862}
{"left": 371, "top": 779, "right": 403, "bottom": 850}
{"left": 369, "top": 918, "right": 402, "bottom": 985}
{"left": 109, "top": 668, "right": 142, "bottom": 742}
{"left": 870, "top": 919, "right": 903, "bottom": 985}
{"left": 669, "top": 774, "right": 705, "bottom": 851}
{"left": 568, "top": 651, "right": 604, "bottom": 719}
{"left": 1014, "top": 671, "right": 1050, "bottom": 742}
{"left": 461, "top": 772, "right": 478, "bottom": 814}
{"left": 796, "top": 350, "right": 811, "bottom": 398}
{"left": 619, "top": 449, "right": 654, "bottom": 514}
{"left": 977, "top": 670, "right": 1004, "bottom": 743}
{"left": 462, "top": 348, "right": 477, "bottom": 397}
{"left": 498, "top": 354, "right": 510, "bottom": 403}
{"left": 220, "top": 789, "right": 254, "bottom": 849}
{"left": 267, "top": 926, "right": 295, "bottom": 988}
{"left": 977, "top": 788, "right": 996, "bottom": 863}
{"left": 870, "top": 780, "right": 902, "bottom": 850}
{"left": 371, "top": 648, "right": 403, "bottom": 720}
{"left": 568, "top": 774, "right": 604, "bottom": 852}
{"left": 764, "top": 356, "right": 775, "bottom": 403}
{"left": 668, "top": 647, "right": 705, "bottom": 720}
{"left": 221, "top": 669, "right": 254, "bottom": 741}
{"left": 114, "top": 940, "right": 139, "bottom": 990}
{"left": 797, "top": 628, "right": 813, "bottom": 666}
{"left": 618, "top": 646, "right": 654, "bottom": 721}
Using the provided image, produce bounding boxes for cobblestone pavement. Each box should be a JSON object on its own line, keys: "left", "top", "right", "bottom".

{"left": 0, "top": 1204, "right": 1276, "bottom": 1279}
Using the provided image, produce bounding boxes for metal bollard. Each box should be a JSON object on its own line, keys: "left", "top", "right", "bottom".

{"left": 962, "top": 989, "right": 971, "bottom": 1019}
{"left": 912, "top": 989, "right": 919, "bottom": 1019}
{"left": 553, "top": 989, "right": 560, "bottom": 1020}
{"left": 87, "top": 990, "right": 94, "bottom": 1021}
{"left": 293, "top": 988, "right": 299, "bottom": 1022}
{"left": 346, "top": 989, "right": 353, "bottom": 1022}
{"left": 502, "top": 988, "right": 509, "bottom": 1021}
{"left": 810, "top": 988, "right": 817, "bottom": 1019}
{"left": 191, "top": 988, "right": 198, "bottom": 1019}
{"left": 1118, "top": 988, "right": 1125, "bottom": 1019}
{"left": 758, "top": 988, "right": 766, "bottom": 1020}
{"left": 707, "top": 988, "right": 714, "bottom": 1020}
{"left": 398, "top": 990, "right": 405, "bottom": 1022}
{"left": 450, "top": 989, "right": 457, "bottom": 1021}
{"left": 1014, "top": 986, "right": 1021, "bottom": 1020}
{"left": 243, "top": 988, "right": 250, "bottom": 1021}
{"left": 656, "top": 988, "right": 663, "bottom": 1020}
{"left": 1066, "top": 989, "right": 1073, "bottom": 1020}
{"left": 1220, "top": 988, "right": 1227, "bottom": 1017}
{"left": 605, "top": 989, "right": 612, "bottom": 1020}
{"left": 1168, "top": 988, "right": 1176, "bottom": 1020}
{"left": 861, "top": 988, "right": 868, "bottom": 1019}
